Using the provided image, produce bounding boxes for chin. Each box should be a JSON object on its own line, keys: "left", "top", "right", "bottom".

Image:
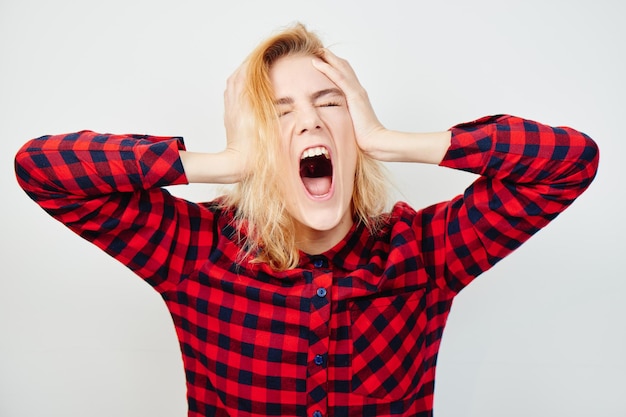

{"left": 299, "top": 209, "right": 346, "bottom": 232}
{"left": 291, "top": 188, "right": 353, "bottom": 233}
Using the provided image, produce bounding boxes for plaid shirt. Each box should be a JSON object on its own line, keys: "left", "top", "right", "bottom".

{"left": 15, "top": 115, "right": 599, "bottom": 417}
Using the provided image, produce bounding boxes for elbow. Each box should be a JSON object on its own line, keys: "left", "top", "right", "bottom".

{"left": 578, "top": 132, "right": 600, "bottom": 188}
{"left": 547, "top": 129, "right": 600, "bottom": 203}
{"left": 14, "top": 136, "right": 50, "bottom": 195}
{"left": 14, "top": 139, "right": 35, "bottom": 192}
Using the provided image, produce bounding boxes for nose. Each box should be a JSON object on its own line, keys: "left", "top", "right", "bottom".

{"left": 295, "top": 106, "right": 322, "bottom": 135}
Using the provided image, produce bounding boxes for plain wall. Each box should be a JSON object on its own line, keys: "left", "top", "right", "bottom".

{"left": 1, "top": 0, "right": 624, "bottom": 416}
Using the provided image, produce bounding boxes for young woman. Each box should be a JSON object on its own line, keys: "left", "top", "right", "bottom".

{"left": 15, "top": 24, "right": 599, "bottom": 417}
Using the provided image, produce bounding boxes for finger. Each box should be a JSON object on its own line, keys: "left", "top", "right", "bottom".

{"left": 311, "top": 56, "right": 338, "bottom": 78}
{"left": 226, "top": 61, "right": 248, "bottom": 92}
{"left": 312, "top": 56, "right": 351, "bottom": 93}
{"left": 318, "top": 48, "right": 346, "bottom": 68}
{"left": 318, "top": 48, "right": 358, "bottom": 78}
{"left": 312, "top": 57, "right": 361, "bottom": 100}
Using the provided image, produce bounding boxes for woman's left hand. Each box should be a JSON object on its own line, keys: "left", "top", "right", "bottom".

{"left": 312, "top": 49, "right": 387, "bottom": 157}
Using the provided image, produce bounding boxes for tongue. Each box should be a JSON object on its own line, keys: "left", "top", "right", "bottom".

{"left": 302, "top": 176, "right": 332, "bottom": 196}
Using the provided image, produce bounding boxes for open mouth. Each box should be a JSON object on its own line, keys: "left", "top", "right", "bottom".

{"left": 299, "top": 146, "right": 333, "bottom": 198}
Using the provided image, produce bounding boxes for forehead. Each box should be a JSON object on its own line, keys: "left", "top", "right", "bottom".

{"left": 269, "top": 54, "right": 336, "bottom": 98}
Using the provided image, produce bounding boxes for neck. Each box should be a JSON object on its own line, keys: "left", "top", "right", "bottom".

{"left": 294, "top": 215, "right": 353, "bottom": 255}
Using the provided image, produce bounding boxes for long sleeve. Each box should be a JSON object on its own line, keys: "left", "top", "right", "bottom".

{"left": 14, "top": 130, "right": 210, "bottom": 293}
{"left": 417, "top": 114, "right": 599, "bottom": 293}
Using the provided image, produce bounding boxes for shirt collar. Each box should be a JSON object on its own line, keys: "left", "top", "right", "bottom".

{"left": 298, "top": 220, "right": 379, "bottom": 272}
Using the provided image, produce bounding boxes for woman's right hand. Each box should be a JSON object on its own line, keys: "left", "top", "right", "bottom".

{"left": 180, "top": 62, "right": 253, "bottom": 184}
{"left": 223, "top": 61, "right": 254, "bottom": 179}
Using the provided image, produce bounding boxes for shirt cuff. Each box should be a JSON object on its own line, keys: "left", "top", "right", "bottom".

{"left": 133, "top": 135, "right": 188, "bottom": 188}
{"left": 439, "top": 114, "right": 509, "bottom": 176}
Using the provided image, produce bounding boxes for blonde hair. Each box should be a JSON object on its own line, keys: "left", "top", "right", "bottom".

{"left": 221, "top": 23, "right": 390, "bottom": 270}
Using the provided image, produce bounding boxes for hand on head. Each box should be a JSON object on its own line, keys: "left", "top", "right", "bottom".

{"left": 223, "top": 61, "right": 255, "bottom": 180}
{"left": 312, "top": 49, "right": 387, "bottom": 157}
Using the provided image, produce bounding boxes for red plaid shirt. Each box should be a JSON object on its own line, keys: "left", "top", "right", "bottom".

{"left": 15, "top": 115, "right": 598, "bottom": 417}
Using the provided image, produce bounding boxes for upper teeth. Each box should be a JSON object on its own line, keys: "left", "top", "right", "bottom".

{"left": 301, "top": 146, "right": 330, "bottom": 160}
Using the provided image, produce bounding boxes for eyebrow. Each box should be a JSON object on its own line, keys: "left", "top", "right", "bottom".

{"left": 274, "top": 88, "right": 344, "bottom": 106}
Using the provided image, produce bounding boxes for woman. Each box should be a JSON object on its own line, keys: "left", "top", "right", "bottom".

{"left": 15, "top": 24, "right": 599, "bottom": 417}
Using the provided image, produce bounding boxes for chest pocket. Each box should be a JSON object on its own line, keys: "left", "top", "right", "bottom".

{"left": 349, "top": 289, "right": 427, "bottom": 400}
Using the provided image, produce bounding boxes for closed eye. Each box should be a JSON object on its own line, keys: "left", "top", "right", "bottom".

{"left": 277, "top": 107, "right": 293, "bottom": 117}
{"left": 318, "top": 102, "right": 341, "bottom": 108}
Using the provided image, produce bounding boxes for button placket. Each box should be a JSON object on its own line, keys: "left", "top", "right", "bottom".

{"left": 307, "top": 267, "right": 331, "bottom": 417}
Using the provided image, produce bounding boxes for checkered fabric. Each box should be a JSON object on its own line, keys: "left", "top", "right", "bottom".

{"left": 15, "top": 115, "right": 599, "bottom": 417}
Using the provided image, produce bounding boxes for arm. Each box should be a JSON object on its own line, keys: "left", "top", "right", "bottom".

{"left": 179, "top": 149, "right": 244, "bottom": 184}
{"left": 14, "top": 131, "right": 201, "bottom": 292}
{"left": 15, "top": 66, "right": 253, "bottom": 291}
{"left": 312, "top": 49, "right": 451, "bottom": 164}
{"left": 420, "top": 114, "right": 599, "bottom": 292}
{"left": 314, "top": 50, "right": 599, "bottom": 292}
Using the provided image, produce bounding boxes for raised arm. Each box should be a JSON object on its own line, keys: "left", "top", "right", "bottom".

{"left": 14, "top": 131, "right": 203, "bottom": 293}
{"left": 14, "top": 62, "right": 257, "bottom": 293}
{"left": 420, "top": 114, "right": 599, "bottom": 292}
{"left": 313, "top": 49, "right": 599, "bottom": 292}
{"left": 312, "top": 48, "right": 451, "bottom": 164}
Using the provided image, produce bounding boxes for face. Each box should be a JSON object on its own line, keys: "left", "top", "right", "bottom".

{"left": 269, "top": 54, "right": 358, "bottom": 240}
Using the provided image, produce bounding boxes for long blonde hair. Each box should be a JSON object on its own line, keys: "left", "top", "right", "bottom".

{"left": 221, "top": 23, "right": 390, "bottom": 270}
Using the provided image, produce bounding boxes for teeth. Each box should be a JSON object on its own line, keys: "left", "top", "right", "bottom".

{"left": 301, "top": 146, "right": 330, "bottom": 160}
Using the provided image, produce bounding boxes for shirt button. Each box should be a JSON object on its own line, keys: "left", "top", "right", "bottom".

{"left": 316, "top": 287, "right": 327, "bottom": 298}
{"left": 314, "top": 354, "right": 324, "bottom": 365}
{"left": 313, "top": 258, "right": 325, "bottom": 268}
{"left": 312, "top": 411, "right": 323, "bottom": 417}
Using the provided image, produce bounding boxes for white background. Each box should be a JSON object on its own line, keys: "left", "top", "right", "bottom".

{"left": 1, "top": 0, "right": 624, "bottom": 416}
